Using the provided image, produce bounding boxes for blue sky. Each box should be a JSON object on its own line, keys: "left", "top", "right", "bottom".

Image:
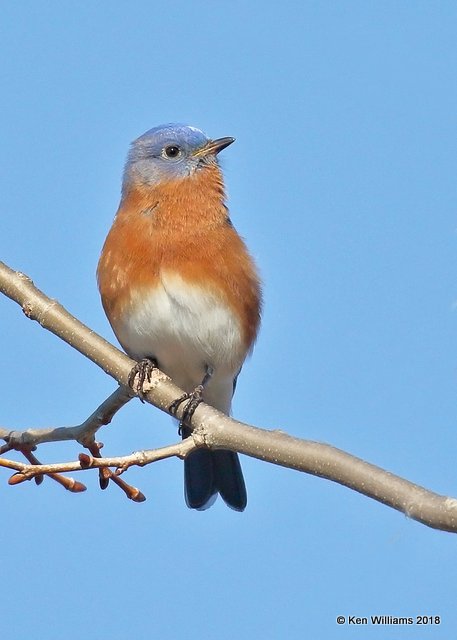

{"left": 1, "top": 2, "right": 456, "bottom": 638}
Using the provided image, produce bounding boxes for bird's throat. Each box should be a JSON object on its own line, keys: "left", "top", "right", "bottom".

{"left": 120, "top": 164, "right": 228, "bottom": 231}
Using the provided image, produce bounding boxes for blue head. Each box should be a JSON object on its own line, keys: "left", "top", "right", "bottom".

{"left": 122, "top": 123, "right": 235, "bottom": 190}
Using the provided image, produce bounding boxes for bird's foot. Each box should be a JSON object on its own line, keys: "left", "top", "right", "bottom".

{"left": 169, "top": 384, "right": 204, "bottom": 425}
{"left": 128, "top": 357, "right": 157, "bottom": 403}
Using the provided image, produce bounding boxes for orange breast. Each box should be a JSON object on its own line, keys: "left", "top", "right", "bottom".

{"left": 97, "top": 165, "right": 262, "bottom": 351}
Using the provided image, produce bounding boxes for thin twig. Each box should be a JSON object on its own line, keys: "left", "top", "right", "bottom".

{"left": 0, "top": 386, "right": 133, "bottom": 448}
{"left": 21, "top": 448, "right": 86, "bottom": 493}
{"left": 4, "top": 438, "right": 196, "bottom": 480}
{"left": 85, "top": 440, "right": 146, "bottom": 502}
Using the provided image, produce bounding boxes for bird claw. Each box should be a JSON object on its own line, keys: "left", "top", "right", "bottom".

{"left": 169, "top": 384, "right": 204, "bottom": 425}
{"left": 128, "top": 358, "right": 157, "bottom": 402}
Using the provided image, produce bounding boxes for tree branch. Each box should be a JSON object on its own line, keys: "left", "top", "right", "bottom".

{"left": 3, "top": 437, "right": 197, "bottom": 480}
{"left": 0, "top": 386, "right": 132, "bottom": 448}
{"left": 1, "top": 260, "right": 456, "bottom": 533}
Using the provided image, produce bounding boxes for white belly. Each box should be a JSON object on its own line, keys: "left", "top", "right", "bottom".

{"left": 115, "top": 271, "right": 245, "bottom": 413}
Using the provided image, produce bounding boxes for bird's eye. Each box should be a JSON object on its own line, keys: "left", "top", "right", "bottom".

{"left": 163, "top": 145, "right": 181, "bottom": 159}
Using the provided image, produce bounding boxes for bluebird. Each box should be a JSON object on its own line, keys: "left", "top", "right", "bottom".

{"left": 97, "top": 124, "right": 262, "bottom": 511}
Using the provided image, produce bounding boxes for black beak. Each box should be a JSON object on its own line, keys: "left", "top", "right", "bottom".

{"left": 193, "top": 136, "right": 235, "bottom": 158}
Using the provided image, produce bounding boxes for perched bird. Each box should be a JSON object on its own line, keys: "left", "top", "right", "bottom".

{"left": 97, "top": 123, "right": 262, "bottom": 511}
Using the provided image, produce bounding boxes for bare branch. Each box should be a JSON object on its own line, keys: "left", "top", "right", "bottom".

{"left": 1, "top": 259, "right": 457, "bottom": 533}
{"left": 20, "top": 447, "right": 86, "bottom": 493}
{"left": 0, "top": 443, "right": 87, "bottom": 493}
{"left": 2, "top": 437, "right": 197, "bottom": 480}
{"left": 0, "top": 386, "right": 132, "bottom": 448}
